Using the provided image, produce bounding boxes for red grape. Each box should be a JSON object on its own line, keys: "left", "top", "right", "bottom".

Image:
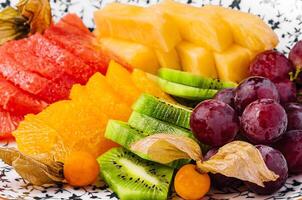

{"left": 284, "top": 103, "right": 302, "bottom": 131}
{"left": 241, "top": 99, "right": 287, "bottom": 144}
{"left": 249, "top": 50, "right": 293, "bottom": 81}
{"left": 214, "top": 88, "right": 235, "bottom": 108}
{"left": 245, "top": 145, "right": 288, "bottom": 195}
{"left": 204, "top": 148, "right": 243, "bottom": 189}
{"left": 234, "top": 76, "right": 280, "bottom": 113}
{"left": 289, "top": 40, "right": 302, "bottom": 69}
{"left": 274, "top": 130, "right": 302, "bottom": 174}
{"left": 274, "top": 79, "right": 297, "bottom": 105}
{"left": 190, "top": 100, "right": 239, "bottom": 147}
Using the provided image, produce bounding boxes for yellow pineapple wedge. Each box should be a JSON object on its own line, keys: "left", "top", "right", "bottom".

{"left": 214, "top": 45, "right": 252, "bottom": 83}
{"left": 94, "top": 3, "right": 181, "bottom": 52}
{"left": 202, "top": 5, "right": 278, "bottom": 52}
{"left": 155, "top": 49, "right": 181, "bottom": 70}
{"left": 176, "top": 41, "right": 218, "bottom": 78}
{"left": 153, "top": 0, "right": 233, "bottom": 52}
{"left": 99, "top": 37, "right": 160, "bottom": 74}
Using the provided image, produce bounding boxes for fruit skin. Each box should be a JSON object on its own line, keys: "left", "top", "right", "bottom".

{"left": 157, "top": 77, "right": 218, "bottom": 101}
{"left": 190, "top": 99, "right": 239, "bottom": 147}
{"left": 274, "top": 79, "right": 297, "bottom": 105}
{"left": 249, "top": 50, "right": 294, "bottom": 81}
{"left": 245, "top": 145, "right": 288, "bottom": 195}
{"left": 98, "top": 147, "right": 174, "bottom": 200}
{"left": 274, "top": 130, "right": 302, "bottom": 174}
{"left": 174, "top": 164, "right": 211, "bottom": 200}
{"left": 241, "top": 99, "right": 287, "bottom": 145}
{"left": 289, "top": 40, "right": 302, "bottom": 68}
{"left": 132, "top": 94, "right": 192, "bottom": 129}
{"left": 158, "top": 68, "right": 237, "bottom": 89}
{"left": 64, "top": 151, "right": 100, "bottom": 187}
{"left": 214, "top": 88, "right": 235, "bottom": 108}
{"left": 234, "top": 76, "right": 280, "bottom": 113}
{"left": 284, "top": 103, "right": 302, "bottom": 131}
{"left": 204, "top": 148, "right": 242, "bottom": 189}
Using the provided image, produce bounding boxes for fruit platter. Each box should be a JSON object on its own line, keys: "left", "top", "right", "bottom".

{"left": 0, "top": 0, "right": 302, "bottom": 199}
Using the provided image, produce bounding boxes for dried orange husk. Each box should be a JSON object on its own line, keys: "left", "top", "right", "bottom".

{"left": 0, "top": 7, "right": 30, "bottom": 45}
{"left": 0, "top": 0, "right": 51, "bottom": 45}
{"left": 0, "top": 147, "right": 64, "bottom": 185}
{"left": 131, "top": 134, "right": 202, "bottom": 163}
{"left": 17, "top": 0, "right": 52, "bottom": 33}
{"left": 131, "top": 134, "right": 279, "bottom": 187}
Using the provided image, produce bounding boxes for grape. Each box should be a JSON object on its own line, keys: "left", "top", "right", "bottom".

{"left": 234, "top": 76, "right": 280, "bottom": 113}
{"left": 284, "top": 103, "right": 302, "bottom": 131}
{"left": 214, "top": 88, "right": 235, "bottom": 108}
{"left": 204, "top": 148, "right": 243, "bottom": 189}
{"left": 241, "top": 98, "right": 287, "bottom": 144}
{"left": 190, "top": 99, "right": 239, "bottom": 147}
{"left": 274, "top": 130, "right": 302, "bottom": 174}
{"left": 274, "top": 79, "right": 297, "bottom": 105}
{"left": 245, "top": 145, "right": 288, "bottom": 195}
{"left": 289, "top": 40, "right": 302, "bottom": 69}
{"left": 249, "top": 50, "right": 293, "bottom": 81}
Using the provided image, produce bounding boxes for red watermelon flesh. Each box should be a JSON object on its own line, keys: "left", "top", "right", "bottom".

{"left": 3, "top": 40, "right": 63, "bottom": 79}
{"left": 44, "top": 15, "right": 109, "bottom": 74}
{"left": 58, "top": 14, "right": 92, "bottom": 36}
{"left": 0, "top": 49, "right": 50, "bottom": 95}
{"left": 28, "top": 33, "right": 94, "bottom": 84}
{"left": 0, "top": 108, "right": 23, "bottom": 139}
{"left": 0, "top": 77, "right": 47, "bottom": 115}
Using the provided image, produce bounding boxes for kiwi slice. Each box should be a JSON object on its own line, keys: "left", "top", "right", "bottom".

{"left": 105, "top": 120, "right": 190, "bottom": 168}
{"left": 98, "top": 147, "right": 174, "bottom": 200}
{"left": 157, "top": 77, "right": 218, "bottom": 100}
{"left": 132, "top": 94, "right": 192, "bottom": 129}
{"left": 158, "top": 68, "right": 237, "bottom": 89}
{"left": 128, "top": 111, "right": 194, "bottom": 139}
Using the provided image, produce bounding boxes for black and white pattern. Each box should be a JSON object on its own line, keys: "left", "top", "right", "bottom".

{"left": 0, "top": 0, "right": 302, "bottom": 199}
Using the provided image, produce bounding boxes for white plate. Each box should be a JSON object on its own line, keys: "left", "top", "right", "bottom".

{"left": 0, "top": 0, "right": 302, "bottom": 199}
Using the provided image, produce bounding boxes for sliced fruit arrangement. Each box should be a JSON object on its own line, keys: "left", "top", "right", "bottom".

{"left": 13, "top": 61, "right": 176, "bottom": 162}
{"left": 94, "top": 0, "right": 278, "bottom": 82}
{"left": 155, "top": 68, "right": 237, "bottom": 101}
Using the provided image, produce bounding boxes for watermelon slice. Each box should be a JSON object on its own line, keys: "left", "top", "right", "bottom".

{"left": 58, "top": 14, "right": 92, "bottom": 36}
{"left": 44, "top": 15, "right": 108, "bottom": 74}
{"left": 0, "top": 77, "right": 47, "bottom": 115}
{"left": 0, "top": 108, "right": 23, "bottom": 140}
{"left": 28, "top": 33, "right": 94, "bottom": 84}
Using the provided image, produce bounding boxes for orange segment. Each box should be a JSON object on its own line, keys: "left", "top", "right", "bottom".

{"left": 131, "top": 69, "right": 176, "bottom": 103}
{"left": 13, "top": 114, "right": 57, "bottom": 155}
{"left": 106, "top": 61, "right": 141, "bottom": 105}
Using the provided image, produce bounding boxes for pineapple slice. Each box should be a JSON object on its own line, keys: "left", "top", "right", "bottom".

{"left": 202, "top": 5, "right": 278, "bottom": 52}
{"left": 99, "top": 37, "right": 160, "bottom": 74}
{"left": 153, "top": 0, "right": 233, "bottom": 52}
{"left": 94, "top": 3, "right": 181, "bottom": 52}
{"left": 155, "top": 49, "right": 181, "bottom": 70}
{"left": 214, "top": 45, "right": 251, "bottom": 83}
{"left": 176, "top": 41, "right": 217, "bottom": 79}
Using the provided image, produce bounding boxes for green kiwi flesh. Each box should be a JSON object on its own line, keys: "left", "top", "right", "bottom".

{"left": 132, "top": 94, "right": 192, "bottom": 129}
{"left": 98, "top": 147, "right": 174, "bottom": 200}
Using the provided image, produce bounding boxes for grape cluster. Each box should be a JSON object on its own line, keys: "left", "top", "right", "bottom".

{"left": 190, "top": 40, "right": 302, "bottom": 195}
